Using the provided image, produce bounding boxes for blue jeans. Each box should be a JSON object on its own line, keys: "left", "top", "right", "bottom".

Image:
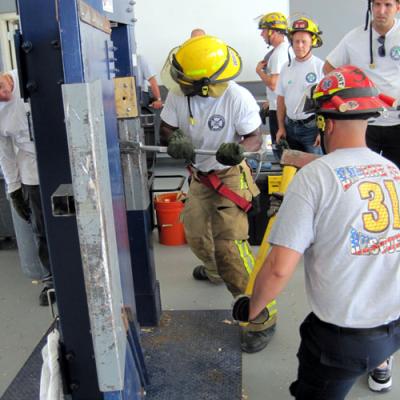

{"left": 290, "top": 313, "right": 400, "bottom": 399}
{"left": 285, "top": 117, "right": 322, "bottom": 155}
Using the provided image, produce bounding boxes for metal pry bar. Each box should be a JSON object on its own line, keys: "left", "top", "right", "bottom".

{"left": 119, "top": 141, "right": 270, "bottom": 179}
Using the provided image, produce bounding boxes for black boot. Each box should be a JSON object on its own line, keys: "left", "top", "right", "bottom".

{"left": 241, "top": 325, "right": 276, "bottom": 353}
{"left": 192, "top": 265, "right": 223, "bottom": 284}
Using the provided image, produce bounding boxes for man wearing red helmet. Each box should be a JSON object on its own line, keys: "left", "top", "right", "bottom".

{"left": 324, "top": 0, "right": 400, "bottom": 168}
{"left": 232, "top": 65, "right": 400, "bottom": 398}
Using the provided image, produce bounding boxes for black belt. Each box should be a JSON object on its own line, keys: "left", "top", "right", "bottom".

{"left": 286, "top": 115, "right": 315, "bottom": 125}
{"left": 312, "top": 313, "right": 400, "bottom": 336}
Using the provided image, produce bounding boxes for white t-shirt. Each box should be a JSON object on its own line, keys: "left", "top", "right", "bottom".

{"left": 161, "top": 81, "right": 261, "bottom": 172}
{"left": 326, "top": 20, "right": 400, "bottom": 126}
{"left": 276, "top": 55, "right": 324, "bottom": 120}
{"left": 0, "top": 70, "right": 38, "bottom": 192}
{"left": 269, "top": 148, "right": 400, "bottom": 328}
{"left": 264, "top": 40, "right": 292, "bottom": 110}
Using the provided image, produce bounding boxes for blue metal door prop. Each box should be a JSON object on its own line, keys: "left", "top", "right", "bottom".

{"left": 15, "top": 0, "right": 157, "bottom": 398}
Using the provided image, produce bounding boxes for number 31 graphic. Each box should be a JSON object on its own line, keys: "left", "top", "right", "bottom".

{"left": 359, "top": 180, "right": 400, "bottom": 233}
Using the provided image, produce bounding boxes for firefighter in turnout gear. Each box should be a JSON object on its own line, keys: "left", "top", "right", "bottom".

{"left": 160, "top": 35, "right": 277, "bottom": 353}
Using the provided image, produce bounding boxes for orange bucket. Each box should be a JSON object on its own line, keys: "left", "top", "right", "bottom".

{"left": 154, "top": 192, "right": 186, "bottom": 246}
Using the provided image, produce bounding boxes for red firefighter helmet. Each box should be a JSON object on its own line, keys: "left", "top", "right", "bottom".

{"left": 312, "top": 65, "right": 394, "bottom": 117}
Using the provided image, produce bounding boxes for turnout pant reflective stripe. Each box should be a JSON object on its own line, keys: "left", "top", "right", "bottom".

{"left": 234, "top": 239, "right": 255, "bottom": 275}
{"left": 234, "top": 239, "right": 277, "bottom": 324}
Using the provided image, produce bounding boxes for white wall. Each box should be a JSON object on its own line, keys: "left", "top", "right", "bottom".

{"left": 134, "top": 0, "right": 290, "bottom": 82}
{"left": 0, "top": 0, "right": 16, "bottom": 13}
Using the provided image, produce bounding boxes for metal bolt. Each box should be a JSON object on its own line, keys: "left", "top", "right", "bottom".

{"left": 126, "top": 7, "right": 133, "bottom": 12}
{"left": 50, "top": 39, "right": 60, "bottom": 49}
{"left": 21, "top": 41, "right": 33, "bottom": 53}
{"left": 127, "top": 107, "right": 132, "bottom": 111}
{"left": 131, "top": 18, "right": 137, "bottom": 23}
{"left": 26, "top": 81, "right": 37, "bottom": 93}
{"left": 70, "top": 382, "right": 79, "bottom": 391}
{"left": 129, "top": 0, "right": 135, "bottom": 4}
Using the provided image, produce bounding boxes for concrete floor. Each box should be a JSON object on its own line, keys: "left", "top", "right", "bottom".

{"left": 0, "top": 158, "right": 399, "bottom": 399}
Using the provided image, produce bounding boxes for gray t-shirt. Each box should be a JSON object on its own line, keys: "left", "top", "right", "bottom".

{"left": 269, "top": 148, "right": 400, "bottom": 328}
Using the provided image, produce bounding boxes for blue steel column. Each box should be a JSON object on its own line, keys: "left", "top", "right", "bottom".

{"left": 112, "top": 24, "right": 161, "bottom": 327}
{"left": 16, "top": 0, "right": 148, "bottom": 398}
{"left": 16, "top": 1, "right": 101, "bottom": 398}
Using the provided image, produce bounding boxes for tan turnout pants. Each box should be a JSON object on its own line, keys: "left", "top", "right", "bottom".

{"left": 182, "top": 161, "right": 277, "bottom": 331}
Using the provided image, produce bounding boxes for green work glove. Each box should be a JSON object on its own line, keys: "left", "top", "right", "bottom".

{"left": 216, "top": 142, "right": 244, "bottom": 166}
{"left": 9, "top": 187, "right": 31, "bottom": 222}
{"left": 167, "top": 130, "right": 195, "bottom": 163}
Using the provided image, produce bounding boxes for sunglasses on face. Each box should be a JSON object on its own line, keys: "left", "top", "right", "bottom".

{"left": 378, "top": 35, "right": 386, "bottom": 57}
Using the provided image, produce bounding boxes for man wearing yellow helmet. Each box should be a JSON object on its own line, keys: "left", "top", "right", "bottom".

{"left": 160, "top": 35, "right": 277, "bottom": 353}
{"left": 324, "top": 0, "right": 400, "bottom": 170}
{"left": 256, "top": 12, "right": 292, "bottom": 159}
{"left": 275, "top": 16, "right": 324, "bottom": 154}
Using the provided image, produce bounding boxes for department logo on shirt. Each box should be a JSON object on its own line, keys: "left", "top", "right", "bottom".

{"left": 305, "top": 72, "right": 317, "bottom": 83}
{"left": 208, "top": 114, "right": 225, "bottom": 131}
{"left": 390, "top": 46, "right": 400, "bottom": 61}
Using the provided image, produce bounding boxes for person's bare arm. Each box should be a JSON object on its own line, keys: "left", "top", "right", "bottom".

{"left": 148, "top": 76, "right": 163, "bottom": 109}
{"left": 249, "top": 245, "right": 302, "bottom": 319}
{"left": 160, "top": 120, "right": 178, "bottom": 145}
{"left": 323, "top": 60, "right": 335, "bottom": 75}
{"left": 240, "top": 128, "right": 262, "bottom": 152}
{"left": 276, "top": 95, "right": 287, "bottom": 143}
{"left": 256, "top": 61, "right": 280, "bottom": 91}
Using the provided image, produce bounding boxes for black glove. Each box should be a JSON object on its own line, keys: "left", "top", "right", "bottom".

{"left": 267, "top": 192, "right": 284, "bottom": 218}
{"left": 232, "top": 295, "right": 270, "bottom": 324}
{"left": 167, "top": 129, "right": 195, "bottom": 163}
{"left": 9, "top": 188, "right": 31, "bottom": 222}
{"left": 216, "top": 143, "right": 244, "bottom": 166}
{"left": 275, "top": 138, "right": 290, "bottom": 152}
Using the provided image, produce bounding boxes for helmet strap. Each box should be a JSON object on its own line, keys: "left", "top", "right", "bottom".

{"left": 316, "top": 114, "right": 327, "bottom": 154}
{"left": 365, "top": 0, "right": 372, "bottom": 31}
{"left": 186, "top": 96, "right": 196, "bottom": 126}
{"left": 369, "top": 21, "right": 375, "bottom": 68}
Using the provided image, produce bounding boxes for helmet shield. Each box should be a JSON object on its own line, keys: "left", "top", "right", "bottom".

{"left": 161, "top": 47, "right": 185, "bottom": 96}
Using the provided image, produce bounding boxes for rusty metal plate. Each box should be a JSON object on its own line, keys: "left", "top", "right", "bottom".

{"left": 78, "top": 0, "right": 111, "bottom": 34}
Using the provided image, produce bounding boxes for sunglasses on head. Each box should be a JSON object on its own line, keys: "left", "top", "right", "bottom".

{"left": 378, "top": 35, "right": 385, "bottom": 57}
